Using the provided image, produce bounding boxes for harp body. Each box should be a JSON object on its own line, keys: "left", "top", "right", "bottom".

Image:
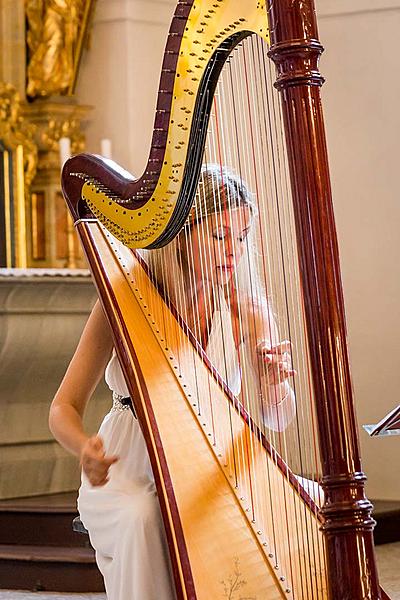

{"left": 81, "top": 221, "right": 325, "bottom": 599}
{"left": 62, "top": 1, "right": 385, "bottom": 599}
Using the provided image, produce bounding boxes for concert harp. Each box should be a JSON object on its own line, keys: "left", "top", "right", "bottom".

{"left": 62, "top": 1, "right": 388, "bottom": 598}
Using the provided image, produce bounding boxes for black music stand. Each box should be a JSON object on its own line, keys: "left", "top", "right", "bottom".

{"left": 363, "top": 404, "right": 400, "bottom": 437}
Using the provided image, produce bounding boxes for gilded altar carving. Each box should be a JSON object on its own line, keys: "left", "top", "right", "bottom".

{"left": 0, "top": 82, "right": 38, "bottom": 267}
{"left": 20, "top": 99, "right": 90, "bottom": 268}
{"left": 0, "top": 82, "right": 38, "bottom": 186}
{"left": 37, "top": 112, "right": 86, "bottom": 172}
{"left": 25, "top": 0, "right": 95, "bottom": 98}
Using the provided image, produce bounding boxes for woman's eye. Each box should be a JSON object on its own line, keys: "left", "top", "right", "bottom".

{"left": 213, "top": 232, "right": 225, "bottom": 241}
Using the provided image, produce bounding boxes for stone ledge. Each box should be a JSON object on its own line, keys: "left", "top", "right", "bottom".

{"left": 0, "top": 268, "right": 91, "bottom": 279}
{"left": 0, "top": 276, "right": 110, "bottom": 498}
{"left": 0, "top": 275, "right": 96, "bottom": 312}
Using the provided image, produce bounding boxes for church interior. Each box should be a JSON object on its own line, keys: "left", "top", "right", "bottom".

{"left": 0, "top": 0, "right": 399, "bottom": 599}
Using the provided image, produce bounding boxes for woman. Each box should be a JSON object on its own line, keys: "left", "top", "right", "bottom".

{"left": 49, "top": 165, "right": 296, "bottom": 600}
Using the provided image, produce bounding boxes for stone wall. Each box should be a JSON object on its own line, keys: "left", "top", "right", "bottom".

{"left": 0, "top": 270, "right": 111, "bottom": 499}
{"left": 317, "top": 0, "right": 400, "bottom": 500}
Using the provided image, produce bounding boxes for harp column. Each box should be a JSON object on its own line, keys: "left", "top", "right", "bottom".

{"left": 267, "top": 1, "right": 381, "bottom": 599}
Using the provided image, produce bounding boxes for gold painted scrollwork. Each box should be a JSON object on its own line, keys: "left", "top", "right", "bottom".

{"left": 25, "top": 0, "right": 95, "bottom": 98}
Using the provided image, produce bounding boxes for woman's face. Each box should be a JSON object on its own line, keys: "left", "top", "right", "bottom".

{"left": 185, "top": 206, "right": 252, "bottom": 288}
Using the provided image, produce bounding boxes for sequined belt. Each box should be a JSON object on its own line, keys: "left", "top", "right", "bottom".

{"left": 111, "top": 392, "right": 137, "bottom": 418}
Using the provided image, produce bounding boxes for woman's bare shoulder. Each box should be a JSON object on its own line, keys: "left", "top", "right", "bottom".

{"left": 75, "top": 300, "right": 114, "bottom": 364}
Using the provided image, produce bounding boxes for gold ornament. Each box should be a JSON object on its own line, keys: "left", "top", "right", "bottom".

{"left": 0, "top": 82, "right": 38, "bottom": 186}
{"left": 25, "top": 0, "right": 91, "bottom": 98}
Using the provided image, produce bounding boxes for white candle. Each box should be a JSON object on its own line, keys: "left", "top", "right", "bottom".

{"left": 59, "top": 137, "right": 71, "bottom": 166}
{"left": 101, "top": 138, "right": 112, "bottom": 159}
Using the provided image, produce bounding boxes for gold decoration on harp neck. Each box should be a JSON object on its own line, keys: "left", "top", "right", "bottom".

{"left": 84, "top": 0, "right": 270, "bottom": 248}
{"left": 25, "top": 0, "right": 95, "bottom": 99}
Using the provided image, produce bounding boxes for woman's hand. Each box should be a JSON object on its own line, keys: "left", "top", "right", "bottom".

{"left": 257, "top": 340, "right": 296, "bottom": 385}
{"left": 80, "top": 435, "right": 119, "bottom": 487}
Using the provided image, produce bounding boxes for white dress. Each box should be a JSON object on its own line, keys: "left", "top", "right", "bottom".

{"left": 77, "top": 354, "right": 177, "bottom": 600}
{"left": 77, "top": 291, "right": 241, "bottom": 600}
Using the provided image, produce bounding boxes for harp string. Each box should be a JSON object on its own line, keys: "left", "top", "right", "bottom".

{"left": 258, "top": 34, "right": 327, "bottom": 589}
{"left": 215, "top": 37, "right": 281, "bottom": 563}
{"left": 232, "top": 39, "right": 287, "bottom": 541}
{"left": 216, "top": 33, "right": 277, "bottom": 575}
{"left": 204, "top": 126, "right": 247, "bottom": 494}
{"left": 197, "top": 161, "right": 229, "bottom": 468}
{"left": 214, "top": 65, "right": 250, "bottom": 494}
{"left": 243, "top": 34, "right": 287, "bottom": 465}
{"left": 236, "top": 37, "right": 285, "bottom": 566}
{"left": 255, "top": 36, "right": 319, "bottom": 591}
{"left": 215, "top": 40, "right": 294, "bottom": 572}
{"left": 217, "top": 32, "right": 324, "bottom": 584}
{"left": 224, "top": 51, "right": 282, "bottom": 542}
{"left": 244, "top": 37, "right": 301, "bottom": 581}
{"left": 248, "top": 39, "right": 290, "bottom": 515}
{"left": 211, "top": 86, "right": 257, "bottom": 515}
{"left": 236, "top": 45, "right": 269, "bottom": 523}
{"left": 213, "top": 98, "right": 248, "bottom": 483}
{"left": 252, "top": 35, "right": 311, "bottom": 586}
{"left": 219, "top": 74, "right": 264, "bottom": 519}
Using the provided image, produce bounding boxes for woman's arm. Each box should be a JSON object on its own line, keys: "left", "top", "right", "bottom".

{"left": 242, "top": 297, "right": 296, "bottom": 431}
{"left": 49, "top": 300, "right": 118, "bottom": 485}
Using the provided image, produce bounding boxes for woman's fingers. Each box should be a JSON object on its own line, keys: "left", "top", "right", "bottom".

{"left": 88, "top": 454, "right": 119, "bottom": 475}
{"left": 263, "top": 351, "right": 292, "bottom": 368}
{"left": 89, "top": 435, "right": 106, "bottom": 455}
{"left": 91, "top": 475, "right": 109, "bottom": 487}
{"left": 270, "top": 340, "right": 292, "bottom": 355}
{"left": 263, "top": 350, "right": 296, "bottom": 381}
{"left": 257, "top": 340, "right": 297, "bottom": 383}
{"left": 84, "top": 458, "right": 116, "bottom": 487}
{"left": 258, "top": 340, "right": 292, "bottom": 358}
{"left": 103, "top": 455, "right": 119, "bottom": 467}
{"left": 85, "top": 436, "right": 119, "bottom": 465}
{"left": 81, "top": 435, "right": 119, "bottom": 486}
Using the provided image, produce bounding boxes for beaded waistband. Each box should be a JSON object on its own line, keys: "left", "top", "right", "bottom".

{"left": 111, "top": 392, "right": 137, "bottom": 418}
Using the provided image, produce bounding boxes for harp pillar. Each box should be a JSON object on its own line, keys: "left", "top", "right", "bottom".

{"left": 268, "top": 1, "right": 381, "bottom": 599}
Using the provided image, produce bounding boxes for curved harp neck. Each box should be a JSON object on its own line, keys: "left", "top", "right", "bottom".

{"left": 62, "top": 1, "right": 269, "bottom": 249}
